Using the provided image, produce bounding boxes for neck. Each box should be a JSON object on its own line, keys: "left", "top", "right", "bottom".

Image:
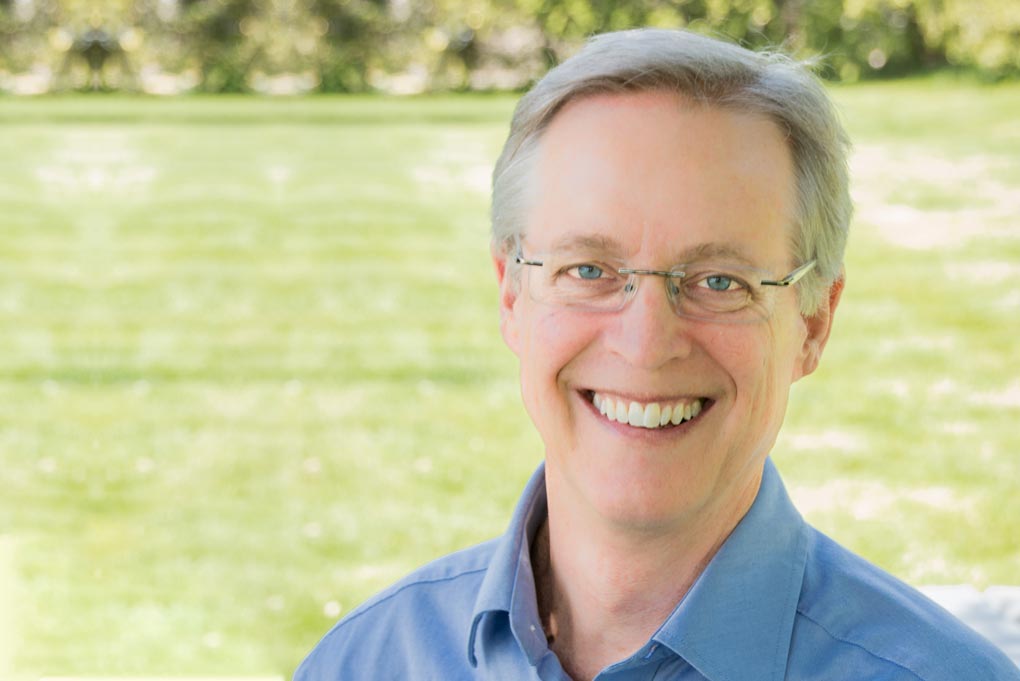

{"left": 532, "top": 470, "right": 760, "bottom": 681}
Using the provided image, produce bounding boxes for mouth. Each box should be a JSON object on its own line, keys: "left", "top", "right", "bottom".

{"left": 584, "top": 390, "right": 709, "bottom": 430}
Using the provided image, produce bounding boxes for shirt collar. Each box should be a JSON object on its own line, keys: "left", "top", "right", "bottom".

{"left": 468, "top": 463, "right": 548, "bottom": 667}
{"left": 467, "top": 459, "right": 809, "bottom": 679}
{"left": 653, "top": 458, "right": 809, "bottom": 681}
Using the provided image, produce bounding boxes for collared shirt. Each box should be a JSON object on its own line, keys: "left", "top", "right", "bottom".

{"left": 295, "top": 459, "right": 1020, "bottom": 680}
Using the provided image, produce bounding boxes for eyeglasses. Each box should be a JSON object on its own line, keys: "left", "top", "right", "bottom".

{"left": 514, "top": 241, "right": 816, "bottom": 324}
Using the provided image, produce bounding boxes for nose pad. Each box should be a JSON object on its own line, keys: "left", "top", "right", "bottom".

{"left": 619, "top": 275, "right": 639, "bottom": 309}
{"left": 608, "top": 273, "right": 694, "bottom": 368}
{"left": 666, "top": 278, "right": 681, "bottom": 301}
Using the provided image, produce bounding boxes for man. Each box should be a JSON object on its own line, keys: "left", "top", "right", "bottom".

{"left": 296, "top": 28, "right": 1020, "bottom": 680}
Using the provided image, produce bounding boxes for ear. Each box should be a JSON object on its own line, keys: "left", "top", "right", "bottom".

{"left": 794, "top": 273, "right": 844, "bottom": 381}
{"left": 492, "top": 245, "right": 522, "bottom": 357}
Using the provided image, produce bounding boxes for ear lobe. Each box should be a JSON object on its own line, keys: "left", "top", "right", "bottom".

{"left": 492, "top": 246, "right": 522, "bottom": 356}
{"left": 795, "top": 274, "right": 844, "bottom": 381}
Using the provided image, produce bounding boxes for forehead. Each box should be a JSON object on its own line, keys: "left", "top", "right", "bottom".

{"left": 525, "top": 91, "right": 796, "bottom": 264}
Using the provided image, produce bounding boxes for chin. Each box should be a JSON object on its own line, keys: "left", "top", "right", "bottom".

{"left": 577, "top": 458, "right": 720, "bottom": 531}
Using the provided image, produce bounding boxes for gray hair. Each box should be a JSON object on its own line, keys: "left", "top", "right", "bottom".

{"left": 490, "top": 28, "right": 852, "bottom": 315}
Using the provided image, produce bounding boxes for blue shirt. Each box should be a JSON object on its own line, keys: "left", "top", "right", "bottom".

{"left": 296, "top": 459, "right": 1020, "bottom": 680}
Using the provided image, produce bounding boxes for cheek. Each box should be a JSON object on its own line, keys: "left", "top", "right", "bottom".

{"left": 705, "top": 327, "right": 776, "bottom": 388}
{"left": 729, "top": 323, "right": 803, "bottom": 430}
{"left": 517, "top": 308, "right": 595, "bottom": 412}
{"left": 521, "top": 308, "right": 596, "bottom": 374}
{"left": 704, "top": 326, "right": 787, "bottom": 428}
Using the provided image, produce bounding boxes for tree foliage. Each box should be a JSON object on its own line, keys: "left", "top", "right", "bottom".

{"left": 1, "top": 0, "right": 1017, "bottom": 93}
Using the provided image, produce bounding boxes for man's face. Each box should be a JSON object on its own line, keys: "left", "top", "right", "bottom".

{"left": 496, "top": 91, "right": 837, "bottom": 532}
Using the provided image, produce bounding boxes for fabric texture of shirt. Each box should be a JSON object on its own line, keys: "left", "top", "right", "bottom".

{"left": 295, "top": 459, "right": 1020, "bottom": 680}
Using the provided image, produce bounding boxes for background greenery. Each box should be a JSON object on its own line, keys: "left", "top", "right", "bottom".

{"left": 2, "top": 0, "right": 1019, "bottom": 94}
{"left": 1, "top": 78, "right": 1019, "bottom": 676}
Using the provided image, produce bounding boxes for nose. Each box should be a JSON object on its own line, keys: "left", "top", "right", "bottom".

{"left": 604, "top": 274, "right": 695, "bottom": 369}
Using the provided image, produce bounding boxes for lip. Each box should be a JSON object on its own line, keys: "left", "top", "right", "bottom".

{"left": 583, "top": 388, "right": 706, "bottom": 404}
{"left": 578, "top": 389, "right": 713, "bottom": 434}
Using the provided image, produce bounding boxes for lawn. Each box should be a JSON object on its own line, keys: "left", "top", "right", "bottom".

{"left": 0, "top": 80, "right": 1017, "bottom": 676}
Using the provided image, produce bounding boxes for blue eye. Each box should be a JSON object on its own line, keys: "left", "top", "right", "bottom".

{"left": 575, "top": 264, "right": 604, "bottom": 280}
{"left": 704, "top": 275, "right": 734, "bottom": 291}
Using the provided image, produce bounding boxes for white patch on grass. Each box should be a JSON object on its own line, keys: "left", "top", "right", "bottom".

{"left": 354, "top": 563, "right": 402, "bottom": 583}
{"left": 35, "top": 131, "right": 158, "bottom": 197}
{"left": 0, "top": 282, "right": 24, "bottom": 314}
{"left": 204, "top": 387, "right": 261, "bottom": 419}
{"left": 940, "top": 420, "right": 978, "bottom": 435}
{"left": 130, "top": 380, "right": 151, "bottom": 397}
{"left": 997, "top": 290, "right": 1020, "bottom": 310}
{"left": 411, "top": 132, "right": 492, "bottom": 195}
{"left": 791, "top": 480, "right": 975, "bottom": 521}
{"left": 785, "top": 429, "right": 866, "bottom": 452}
{"left": 265, "top": 164, "right": 293, "bottom": 185}
{"left": 873, "top": 378, "right": 912, "bottom": 399}
{"left": 323, "top": 599, "right": 343, "bottom": 618}
{"left": 0, "top": 536, "right": 17, "bottom": 675}
{"left": 851, "top": 144, "right": 1019, "bottom": 249}
{"left": 416, "top": 379, "right": 438, "bottom": 397}
{"left": 945, "top": 261, "right": 1020, "bottom": 285}
{"left": 927, "top": 378, "right": 958, "bottom": 398}
{"left": 904, "top": 487, "right": 959, "bottom": 508}
{"left": 283, "top": 379, "right": 304, "bottom": 398}
{"left": 265, "top": 594, "right": 285, "bottom": 611}
{"left": 790, "top": 479, "right": 890, "bottom": 520}
{"left": 969, "top": 381, "right": 1020, "bottom": 408}
{"left": 874, "top": 335, "right": 955, "bottom": 359}
{"left": 313, "top": 388, "right": 367, "bottom": 418}
{"left": 902, "top": 550, "right": 952, "bottom": 582}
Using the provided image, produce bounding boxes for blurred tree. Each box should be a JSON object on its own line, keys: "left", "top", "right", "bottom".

{"left": 175, "top": 0, "right": 258, "bottom": 92}
{"left": 915, "top": 0, "right": 1020, "bottom": 76}
{"left": 3, "top": 0, "right": 1018, "bottom": 93}
{"left": 312, "top": 0, "right": 391, "bottom": 92}
{"left": 0, "top": 0, "right": 59, "bottom": 75}
{"left": 56, "top": 21, "right": 139, "bottom": 89}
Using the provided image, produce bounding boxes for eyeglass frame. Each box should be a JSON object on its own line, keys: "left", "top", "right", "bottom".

{"left": 512, "top": 241, "right": 817, "bottom": 321}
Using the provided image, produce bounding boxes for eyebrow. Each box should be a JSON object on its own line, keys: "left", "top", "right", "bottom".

{"left": 549, "top": 233, "right": 627, "bottom": 255}
{"left": 544, "top": 233, "right": 759, "bottom": 266}
{"left": 676, "top": 243, "right": 758, "bottom": 266}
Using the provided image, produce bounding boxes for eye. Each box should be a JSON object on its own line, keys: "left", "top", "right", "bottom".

{"left": 698, "top": 274, "right": 744, "bottom": 292}
{"left": 568, "top": 264, "right": 605, "bottom": 280}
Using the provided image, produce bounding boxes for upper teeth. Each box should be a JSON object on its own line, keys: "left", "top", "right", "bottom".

{"left": 592, "top": 393, "right": 703, "bottom": 429}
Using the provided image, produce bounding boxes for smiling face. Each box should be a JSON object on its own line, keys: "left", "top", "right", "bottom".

{"left": 496, "top": 91, "right": 838, "bottom": 533}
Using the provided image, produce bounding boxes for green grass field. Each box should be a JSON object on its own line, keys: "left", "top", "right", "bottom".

{"left": 1, "top": 80, "right": 1018, "bottom": 676}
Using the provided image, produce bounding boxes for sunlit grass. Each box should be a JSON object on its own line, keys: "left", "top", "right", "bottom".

{"left": 0, "top": 82, "right": 1017, "bottom": 675}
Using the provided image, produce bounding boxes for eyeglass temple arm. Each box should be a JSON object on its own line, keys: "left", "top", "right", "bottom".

{"left": 760, "top": 260, "right": 816, "bottom": 287}
{"left": 513, "top": 247, "right": 544, "bottom": 267}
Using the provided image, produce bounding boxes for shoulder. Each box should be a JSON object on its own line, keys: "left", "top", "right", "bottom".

{"left": 791, "top": 527, "right": 1020, "bottom": 681}
{"left": 294, "top": 539, "right": 499, "bottom": 681}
